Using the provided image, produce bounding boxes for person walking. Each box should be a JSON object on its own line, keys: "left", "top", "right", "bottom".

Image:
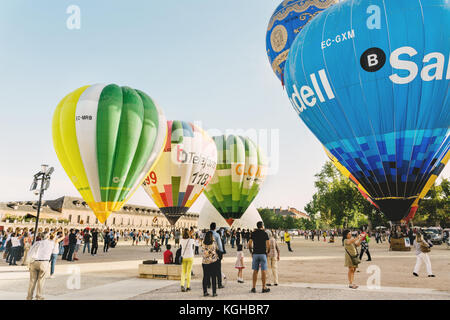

{"left": 249, "top": 221, "right": 270, "bottom": 293}
{"left": 180, "top": 228, "right": 195, "bottom": 292}
{"left": 413, "top": 232, "right": 435, "bottom": 277}
{"left": 26, "top": 232, "right": 54, "bottom": 300}
{"left": 359, "top": 234, "right": 372, "bottom": 261}
{"left": 201, "top": 231, "right": 219, "bottom": 297}
{"left": 343, "top": 229, "right": 364, "bottom": 289}
{"left": 266, "top": 230, "right": 280, "bottom": 286}
{"left": 284, "top": 230, "right": 293, "bottom": 252}
{"left": 235, "top": 244, "right": 245, "bottom": 283}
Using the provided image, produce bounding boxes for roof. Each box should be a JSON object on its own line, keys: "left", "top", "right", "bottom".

{"left": 0, "top": 196, "right": 199, "bottom": 218}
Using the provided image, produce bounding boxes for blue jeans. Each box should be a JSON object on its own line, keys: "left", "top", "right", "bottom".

{"left": 9, "top": 247, "right": 18, "bottom": 265}
{"left": 50, "top": 253, "right": 58, "bottom": 275}
{"left": 83, "top": 242, "right": 91, "bottom": 254}
{"left": 252, "top": 254, "right": 268, "bottom": 271}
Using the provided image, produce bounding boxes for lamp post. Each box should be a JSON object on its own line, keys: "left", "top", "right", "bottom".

{"left": 30, "top": 164, "right": 54, "bottom": 244}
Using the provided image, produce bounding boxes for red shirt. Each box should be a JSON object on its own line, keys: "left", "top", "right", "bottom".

{"left": 163, "top": 250, "right": 173, "bottom": 264}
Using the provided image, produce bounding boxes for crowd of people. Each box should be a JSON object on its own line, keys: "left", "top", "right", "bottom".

{"left": 0, "top": 222, "right": 439, "bottom": 299}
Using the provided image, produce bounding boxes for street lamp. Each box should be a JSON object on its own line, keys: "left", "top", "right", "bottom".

{"left": 30, "top": 164, "right": 54, "bottom": 244}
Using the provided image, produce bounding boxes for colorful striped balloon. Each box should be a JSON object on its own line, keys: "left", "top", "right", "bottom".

{"left": 52, "top": 84, "right": 167, "bottom": 224}
{"left": 204, "top": 135, "right": 267, "bottom": 226}
{"left": 142, "top": 121, "right": 217, "bottom": 225}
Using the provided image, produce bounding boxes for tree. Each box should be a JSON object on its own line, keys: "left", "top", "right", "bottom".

{"left": 414, "top": 178, "right": 450, "bottom": 227}
{"left": 305, "top": 161, "right": 389, "bottom": 229}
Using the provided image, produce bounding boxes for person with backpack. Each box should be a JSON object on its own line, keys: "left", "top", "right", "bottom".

{"left": 179, "top": 228, "right": 195, "bottom": 292}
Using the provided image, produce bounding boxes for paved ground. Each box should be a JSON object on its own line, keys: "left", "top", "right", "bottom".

{"left": 1, "top": 237, "right": 449, "bottom": 300}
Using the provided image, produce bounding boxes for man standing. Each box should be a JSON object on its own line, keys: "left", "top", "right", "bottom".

{"left": 9, "top": 232, "right": 21, "bottom": 265}
{"left": 83, "top": 229, "right": 91, "bottom": 254}
{"left": 26, "top": 232, "right": 54, "bottom": 300}
{"left": 210, "top": 223, "right": 224, "bottom": 289}
{"left": 284, "top": 230, "right": 293, "bottom": 252}
{"left": 91, "top": 228, "right": 98, "bottom": 256}
{"left": 249, "top": 221, "right": 270, "bottom": 293}
{"left": 66, "top": 229, "right": 77, "bottom": 261}
{"left": 103, "top": 229, "right": 110, "bottom": 252}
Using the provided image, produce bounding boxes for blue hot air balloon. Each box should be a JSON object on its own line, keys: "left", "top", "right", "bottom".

{"left": 284, "top": 0, "right": 450, "bottom": 222}
{"left": 266, "top": 0, "right": 340, "bottom": 84}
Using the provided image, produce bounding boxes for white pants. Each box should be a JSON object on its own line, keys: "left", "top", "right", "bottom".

{"left": 414, "top": 253, "right": 433, "bottom": 275}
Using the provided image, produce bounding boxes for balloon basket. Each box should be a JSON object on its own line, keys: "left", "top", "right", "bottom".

{"left": 389, "top": 238, "right": 411, "bottom": 251}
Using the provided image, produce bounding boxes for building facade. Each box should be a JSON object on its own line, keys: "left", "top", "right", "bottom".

{"left": 0, "top": 196, "right": 198, "bottom": 231}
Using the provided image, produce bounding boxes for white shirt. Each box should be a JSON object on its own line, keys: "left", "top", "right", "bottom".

{"left": 52, "top": 241, "right": 60, "bottom": 255}
{"left": 33, "top": 239, "right": 54, "bottom": 261}
{"left": 180, "top": 238, "right": 195, "bottom": 259}
{"left": 11, "top": 237, "right": 21, "bottom": 247}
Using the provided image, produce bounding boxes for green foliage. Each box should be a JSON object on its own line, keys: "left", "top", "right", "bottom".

{"left": 414, "top": 178, "right": 450, "bottom": 227}
{"left": 258, "top": 208, "right": 310, "bottom": 230}
{"left": 305, "top": 161, "right": 388, "bottom": 229}
{"left": 305, "top": 162, "right": 448, "bottom": 228}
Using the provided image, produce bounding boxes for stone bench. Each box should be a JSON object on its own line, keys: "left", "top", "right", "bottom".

{"left": 138, "top": 263, "right": 181, "bottom": 280}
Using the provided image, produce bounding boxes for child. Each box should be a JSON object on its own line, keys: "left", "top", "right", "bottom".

{"left": 163, "top": 244, "right": 173, "bottom": 264}
{"left": 194, "top": 235, "right": 199, "bottom": 255}
{"left": 235, "top": 244, "right": 245, "bottom": 283}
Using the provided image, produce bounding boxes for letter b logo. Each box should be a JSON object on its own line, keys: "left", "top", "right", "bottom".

{"left": 360, "top": 47, "right": 386, "bottom": 72}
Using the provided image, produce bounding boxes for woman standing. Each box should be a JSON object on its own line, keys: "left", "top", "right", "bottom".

{"left": 202, "top": 231, "right": 218, "bottom": 297}
{"left": 21, "top": 232, "right": 32, "bottom": 266}
{"left": 413, "top": 232, "right": 435, "bottom": 277}
{"left": 266, "top": 230, "right": 280, "bottom": 286}
{"left": 180, "top": 229, "right": 195, "bottom": 292}
{"left": 50, "top": 230, "right": 65, "bottom": 278}
{"left": 343, "top": 229, "right": 364, "bottom": 289}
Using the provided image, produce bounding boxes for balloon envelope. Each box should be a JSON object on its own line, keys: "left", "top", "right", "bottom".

{"left": 266, "top": 0, "right": 339, "bottom": 83}
{"left": 204, "top": 135, "right": 267, "bottom": 226}
{"left": 285, "top": 0, "right": 450, "bottom": 221}
{"left": 142, "top": 121, "right": 217, "bottom": 225}
{"left": 52, "top": 84, "right": 167, "bottom": 223}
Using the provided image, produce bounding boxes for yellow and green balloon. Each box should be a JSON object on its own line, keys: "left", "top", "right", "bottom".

{"left": 52, "top": 84, "right": 167, "bottom": 223}
{"left": 204, "top": 135, "right": 267, "bottom": 226}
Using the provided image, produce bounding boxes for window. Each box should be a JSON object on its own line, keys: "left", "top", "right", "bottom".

{"left": 113, "top": 218, "right": 116, "bottom": 225}
{"left": 77, "top": 215, "right": 81, "bottom": 223}
{"left": 87, "top": 216, "right": 90, "bottom": 224}
{"left": 68, "top": 215, "right": 72, "bottom": 222}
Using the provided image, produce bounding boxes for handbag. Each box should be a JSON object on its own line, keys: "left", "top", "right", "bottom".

{"left": 345, "top": 247, "right": 361, "bottom": 266}
{"left": 420, "top": 241, "right": 431, "bottom": 253}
